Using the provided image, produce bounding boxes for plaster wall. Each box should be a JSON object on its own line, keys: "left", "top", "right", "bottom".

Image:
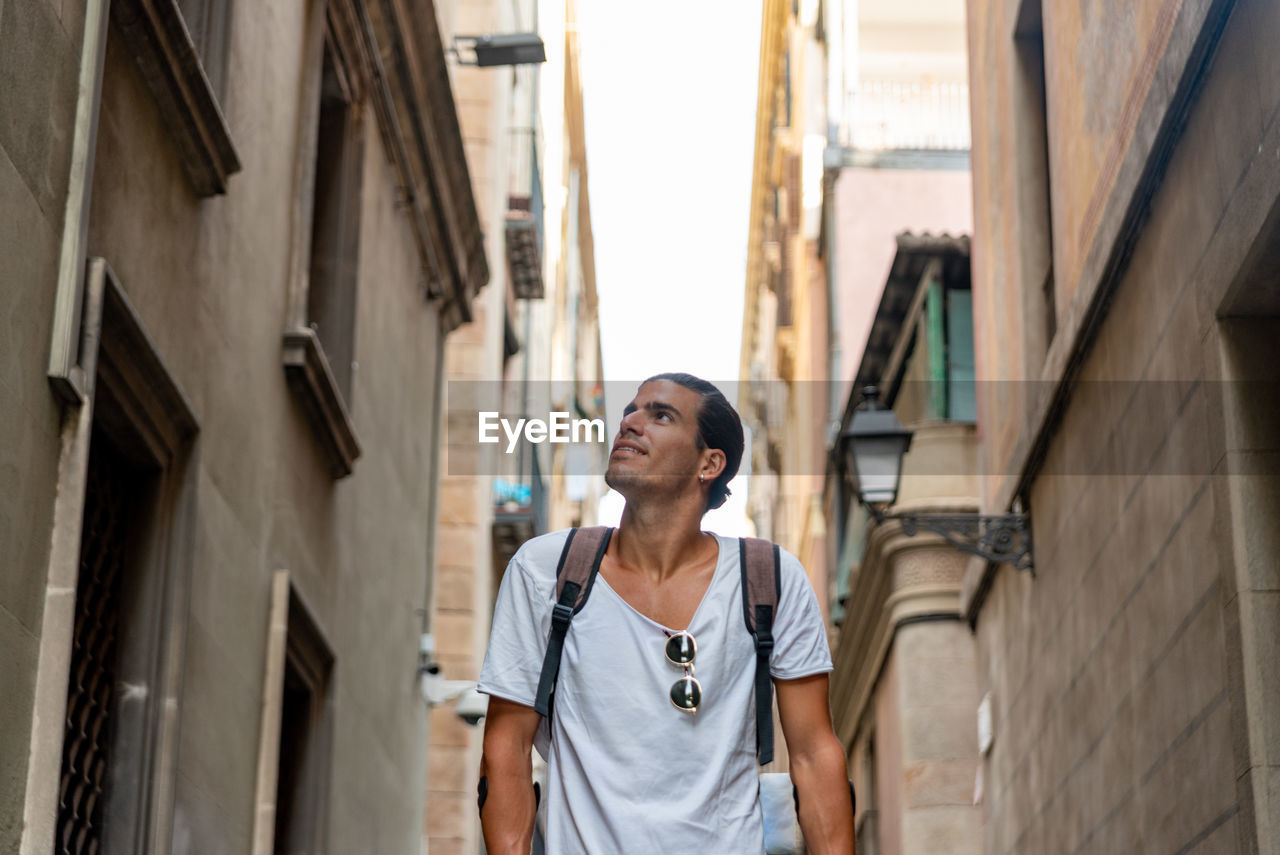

{"left": 893, "top": 617, "right": 982, "bottom": 855}
{"left": 4, "top": 0, "right": 468, "bottom": 850}
{"left": 967, "top": 0, "right": 1280, "bottom": 850}
{"left": 832, "top": 167, "right": 972, "bottom": 400}
{"left": 874, "top": 651, "right": 904, "bottom": 855}
{"left": 0, "top": 2, "right": 83, "bottom": 850}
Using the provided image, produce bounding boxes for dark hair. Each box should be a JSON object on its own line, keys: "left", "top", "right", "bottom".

{"left": 643, "top": 373, "right": 744, "bottom": 512}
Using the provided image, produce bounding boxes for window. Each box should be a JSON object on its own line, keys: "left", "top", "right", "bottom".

{"left": 108, "top": 0, "right": 241, "bottom": 194}
{"left": 946, "top": 289, "right": 976, "bottom": 422}
{"left": 282, "top": 21, "right": 366, "bottom": 478}
{"left": 57, "top": 430, "right": 145, "bottom": 855}
{"left": 247, "top": 574, "right": 334, "bottom": 855}
{"left": 1013, "top": 0, "right": 1057, "bottom": 370}
{"left": 54, "top": 260, "right": 199, "bottom": 855}
{"left": 273, "top": 597, "right": 334, "bottom": 855}
{"left": 895, "top": 267, "right": 975, "bottom": 424}
{"left": 177, "top": 0, "right": 234, "bottom": 100}
{"left": 306, "top": 41, "right": 365, "bottom": 403}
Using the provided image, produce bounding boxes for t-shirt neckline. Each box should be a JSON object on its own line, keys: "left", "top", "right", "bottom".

{"left": 594, "top": 532, "right": 727, "bottom": 634}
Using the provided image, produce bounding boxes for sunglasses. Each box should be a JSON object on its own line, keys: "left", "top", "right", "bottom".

{"left": 665, "top": 631, "right": 702, "bottom": 713}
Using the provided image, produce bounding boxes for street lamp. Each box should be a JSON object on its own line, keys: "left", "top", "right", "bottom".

{"left": 452, "top": 33, "right": 547, "bottom": 67}
{"left": 841, "top": 387, "right": 913, "bottom": 505}
{"left": 840, "top": 386, "right": 1034, "bottom": 573}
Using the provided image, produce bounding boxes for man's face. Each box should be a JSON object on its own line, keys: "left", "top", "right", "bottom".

{"left": 604, "top": 380, "right": 706, "bottom": 498}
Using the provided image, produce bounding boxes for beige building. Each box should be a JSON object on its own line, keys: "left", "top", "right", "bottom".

{"left": 426, "top": 0, "right": 607, "bottom": 852}
{"left": 742, "top": 15, "right": 982, "bottom": 846}
{"left": 740, "top": 0, "right": 972, "bottom": 596}
{"left": 822, "top": 0, "right": 973, "bottom": 392}
{"left": 828, "top": 233, "right": 984, "bottom": 855}
{"left": 965, "top": 0, "right": 1280, "bottom": 852}
{"left": 740, "top": 0, "right": 832, "bottom": 615}
{"left": 799, "top": 1, "right": 983, "bottom": 853}
{"left": 1, "top": 1, "right": 487, "bottom": 853}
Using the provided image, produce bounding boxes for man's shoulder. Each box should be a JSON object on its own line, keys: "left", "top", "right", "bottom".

{"left": 511, "top": 528, "right": 578, "bottom": 578}
{"left": 730, "top": 536, "right": 818, "bottom": 610}
{"left": 731, "top": 535, "right": 807, "bottom": 578}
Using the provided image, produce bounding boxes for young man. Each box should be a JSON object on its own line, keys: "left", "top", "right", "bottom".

{"left": 478, "top": 374, "right": 855, "bottom": 854}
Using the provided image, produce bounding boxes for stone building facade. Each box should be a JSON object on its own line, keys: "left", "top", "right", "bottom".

{"left": 748, "top": 1, "right": 983, "bottom": 850}
{"left": 2, "top": 1, "right": 485, "bottom": 853}
{"left": 740, "top": 0, "right": 832, "bottom": 616}
{"left": 965, "top": 0, "right": 1280, "bottom": 852}
{"left": 828, "top": 233, "right": 984, "bottom": 855}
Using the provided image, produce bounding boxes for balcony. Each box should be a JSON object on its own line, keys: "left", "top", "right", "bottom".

{"left": 491, "top": 444, "right": 548, "bottom": 566}
{"left": 843, "top": 80, "right": 970, "bottom": 152}
{"left": 506, "top": 128, "right": 545, "bottom": 299}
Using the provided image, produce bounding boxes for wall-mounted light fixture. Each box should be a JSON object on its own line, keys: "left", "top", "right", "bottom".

{"left": 452, "top": 33, "right": 547, "bottom": 67}
{"left": 418, "top": 634, "right": 489, "bottom": 725}
{"left": 840, "top": 387, "right": 1034, "bottom": 573}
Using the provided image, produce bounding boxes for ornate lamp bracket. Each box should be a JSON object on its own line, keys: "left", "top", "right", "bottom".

{"left": 872, "top": 510, "right": 1035, "bottom": 575}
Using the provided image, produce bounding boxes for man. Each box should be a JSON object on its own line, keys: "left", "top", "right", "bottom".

{"left": 478, "top": 374, "right": 855, "bottom": 853}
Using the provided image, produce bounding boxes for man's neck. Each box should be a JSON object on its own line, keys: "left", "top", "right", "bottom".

{"left": 612, "top": 501, "right": 712, "bottom": 582}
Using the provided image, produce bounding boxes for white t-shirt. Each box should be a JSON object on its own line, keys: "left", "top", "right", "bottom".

{"left": 478, "top": 529, "right": 834, "bottom": 855}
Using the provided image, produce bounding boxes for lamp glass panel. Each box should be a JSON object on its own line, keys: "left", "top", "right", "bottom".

{"left": 853, "top": 435, "right": 907, "bottom": 505}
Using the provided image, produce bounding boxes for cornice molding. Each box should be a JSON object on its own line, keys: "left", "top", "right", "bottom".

{"left": 348, "top": 0, "right": 489, "bottom": 331}
{"left": 112, "top": 0, "right": 241, "bottom": 196}
{"left": 283, "top": 328, "right": 362, "bottom": 478}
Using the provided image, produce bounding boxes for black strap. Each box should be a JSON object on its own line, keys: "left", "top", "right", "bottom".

{"left": 532, "top": 527, "right": 613, "bottom": 718}
{"left": 534, "top": 580, "right": 580, "bottom": 716}
{"left": 754, "top": 602, "right": 775, "bottom": 765}
{"left": 740, "top": 537, "right": 781, "bottom": 765}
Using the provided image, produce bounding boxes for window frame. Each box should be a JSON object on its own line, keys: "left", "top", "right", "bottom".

{"left": 110, "top": 0, "right": 240, "bottom": 195}
{"left": 282, "top": 3, "right": 369, "bottom": 479}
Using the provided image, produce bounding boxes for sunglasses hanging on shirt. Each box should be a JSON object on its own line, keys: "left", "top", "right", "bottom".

{"left": 665, "top": 630, "right": 702, "bottom": 713}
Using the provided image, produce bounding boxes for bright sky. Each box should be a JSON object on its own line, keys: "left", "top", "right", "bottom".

{"left": 576, "top": 0, "right": 764, "bottom": 534}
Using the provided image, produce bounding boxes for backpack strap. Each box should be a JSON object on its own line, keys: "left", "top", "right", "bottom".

{"left": 533, "top": 526, "right": 613, "bottom": 717}
{"left": 740, "top": 537, "right": 781, "bottom": 765}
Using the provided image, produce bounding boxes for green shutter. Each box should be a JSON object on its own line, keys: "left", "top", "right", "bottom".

{"left": 947, "top": 289, "right": 976, "bottom": 423}
{"left": 926, "top": 277, "right": 947, "bottom": 419}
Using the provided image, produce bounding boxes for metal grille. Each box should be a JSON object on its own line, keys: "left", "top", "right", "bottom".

{"left": 56, "top": 435, "right": 137, "bottom": 855}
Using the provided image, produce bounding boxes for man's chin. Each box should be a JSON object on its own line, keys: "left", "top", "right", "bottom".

{"left": 603, "top": 465, "right": 639, "bottom": 494}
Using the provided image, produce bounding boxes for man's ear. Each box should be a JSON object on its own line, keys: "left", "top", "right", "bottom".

{"left": 699, "top": 449, "right": 727, "bottom": 482}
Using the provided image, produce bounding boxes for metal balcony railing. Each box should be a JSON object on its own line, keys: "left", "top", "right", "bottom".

{"left": 844, "top": 80, "right": 971, "bottom": 152}
{"left": 506, "top": 127, "right": 545, "bottom": 299}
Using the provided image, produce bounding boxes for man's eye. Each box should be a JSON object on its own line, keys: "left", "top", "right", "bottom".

{"left": 656, "top": 412, "right": 673, "bottom": 422}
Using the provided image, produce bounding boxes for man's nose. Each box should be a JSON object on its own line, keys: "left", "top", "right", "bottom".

{"left": 619, "top": 409, "right": 644, "bottom": 435}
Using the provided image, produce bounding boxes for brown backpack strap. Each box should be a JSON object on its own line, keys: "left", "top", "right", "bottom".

{"left": 533, "top": 526, "right": 613, "bottom": 717}
{"left": 554, "top": 526, "right": 613, "bottom": 609}
{"left": 740, "top": 537, "right": 781, "bottom": 765}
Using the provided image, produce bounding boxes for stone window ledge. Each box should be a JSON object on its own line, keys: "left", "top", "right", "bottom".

{"left": 113, "top": 0, "right": 241, "bottom": 196}
{"left": 283, "top": 328, "right": 361, "bottom": 478}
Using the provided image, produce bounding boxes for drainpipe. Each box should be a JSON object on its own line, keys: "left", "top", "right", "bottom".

{"left": 422, "top": 329, "right": 447, "bottom": 638}
{"left": 24, "top": 6, "right": 111, "bottom": 844}
{"left": 48, "top": 0, "right": 111, "bottom": 404}
{"left": 824, "top": 168, "right": 842, "bottom": 444}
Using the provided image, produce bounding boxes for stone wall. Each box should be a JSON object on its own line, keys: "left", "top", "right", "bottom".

{"left": 3, "top": 0, "right": 483, "bottom": 851}
{"left": 0, "top": 2, "right": 83, "bottom": 851}
{"left": 966, "top": 0, "right": 1280, "bottom": 850}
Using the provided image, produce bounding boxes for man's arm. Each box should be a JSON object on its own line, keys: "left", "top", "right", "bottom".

{"left": 776, "top": 673, "right": 855, "bottom": 854}
{"left": 479, "top": 697, "right": 543, "bottom": 855}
